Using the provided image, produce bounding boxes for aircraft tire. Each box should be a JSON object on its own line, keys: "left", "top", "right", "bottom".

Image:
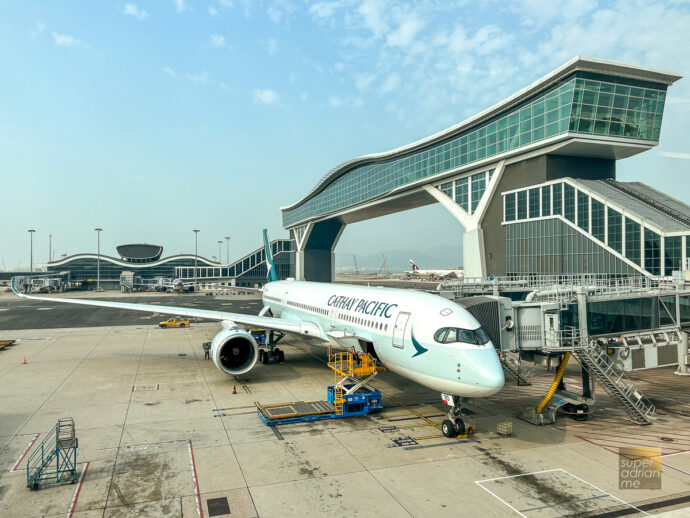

{"left": 442, "top": 420, "right": 456, "bottom": 438}
{"left": 453, "top": 418, "right": 466, "bottom": 435}
{"left": 277, "top": 350, "right": 285, "bottom": 363}
{"left": 261, "top": 351, "right": 269, "bottom": 364}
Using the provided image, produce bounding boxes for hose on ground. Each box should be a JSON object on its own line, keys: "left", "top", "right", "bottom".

{"left": 535, "top": 352, "right": 571, "bottom": 414}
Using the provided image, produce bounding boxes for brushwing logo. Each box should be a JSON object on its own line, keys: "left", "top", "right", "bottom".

{"left": 410, "top": 329, "right": 428, "bottom": 357}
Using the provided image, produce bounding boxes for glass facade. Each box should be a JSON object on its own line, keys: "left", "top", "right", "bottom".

{"left": 440, "top": 182, "right": 452, "bottom": 197}
{"left": 644, "top": 229, "right": 661, "bottom": 275}
{"left": 625, "top": 219, "right": 641, "bottom": 265}
{"left": 504, "top": 181, "right": 690, "bottom": 277}
{"left": 564, "top": 183, "right": 575, "bottom": 223}
{"left": 507, "top": 219, "right": 637, "bottom": 276}
{"left": 591, "top": 199, "right": 605, "bottom": 242}
{"left": 455, "top": 178, "right": 468, "bottom": 211}
{"left": 608, "top": 208, "right": 623, "bottom": 253}
{"left": 471, "top": 173, "right": 487, "bottom": 212}
{"left": 284, "top": 71, "right": 667, "bottom": 228}
{"left": 577, "top": 190, "right": 589, "bottom": 231}
{"left": 528, "top": 188, "right": 539, "bottom": 218}
{"left": 541, "top": 185, "right": 551, "bottom": 216}
{"left": 553, "top": 183, "right": 562, "bottom": 215}
{"left": 664, "top": 236, "right": 682, "bottom": 275}
{"left": 505, "top": 192, "right": 516, "bottom": 222}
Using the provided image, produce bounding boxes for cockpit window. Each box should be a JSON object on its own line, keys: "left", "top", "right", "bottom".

{"left": 434, "top": 327, "right": 490, "bottom": 345}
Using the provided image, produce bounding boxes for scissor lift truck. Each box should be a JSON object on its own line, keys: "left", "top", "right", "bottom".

{"left": 256, "top": 348, "right": 384, "bottom": 426}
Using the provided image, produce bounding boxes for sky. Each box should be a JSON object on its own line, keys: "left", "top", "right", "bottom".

{"left": 1, "top": 0, "right": 690, "bottom": 270}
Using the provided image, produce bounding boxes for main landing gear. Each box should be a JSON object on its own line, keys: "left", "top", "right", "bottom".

{"left": 441, "top": 393, "right": 466, "bottom": 438}
{"left": 256, "top": 330, "right": 286, "bottom": 365}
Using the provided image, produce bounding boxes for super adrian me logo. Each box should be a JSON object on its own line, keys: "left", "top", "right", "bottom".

{"left": 327, "top": 295, "right": 398, "bottom": 318}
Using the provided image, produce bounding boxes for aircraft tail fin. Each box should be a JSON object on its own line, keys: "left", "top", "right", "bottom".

{"left": 409, "top": 259, "right": 419, "bottom": 271}
{"left": 263, "top": 229, "right": 278, "bottom": 283}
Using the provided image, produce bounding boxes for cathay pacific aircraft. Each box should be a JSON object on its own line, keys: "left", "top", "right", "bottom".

{"left": 12, "top": 230, "right": 503, "bottom": 437}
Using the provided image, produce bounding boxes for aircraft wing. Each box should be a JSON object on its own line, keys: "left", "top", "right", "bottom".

{"left": 11, "top": 278, "right": 322, "bottom": 339}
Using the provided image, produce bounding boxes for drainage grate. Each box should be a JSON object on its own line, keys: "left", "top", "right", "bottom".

{"left": 207, "top": 497, "right": 230, "bottom": 516}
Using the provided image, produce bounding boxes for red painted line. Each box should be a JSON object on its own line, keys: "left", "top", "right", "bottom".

{"left": 187, "top": 440, "right": 203, "bottom": 518}
{"left": 11, "top": 434, "right": 40, "bottom": 472}
{"left": 578, "top": 431, "right": 690, "bottom": 446}
{"left": 67, "top": 461, "right": 89, "bottom": 518}
{"left": 132, "top": 385, "right": 135, "bottom": 392}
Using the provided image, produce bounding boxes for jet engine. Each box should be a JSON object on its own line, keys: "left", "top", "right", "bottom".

{"left": 210, "top": 327, "right": 259, "bottom": 376}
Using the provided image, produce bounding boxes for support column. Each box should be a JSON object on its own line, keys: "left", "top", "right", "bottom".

{"left": 292, "top": 218, "right": 344, "bottom": 282}
{"left": 423, "top": 160, "right": 505, "bottom": 279}
{"left": 675, "top": 331, "right": 690, "bottom": 376}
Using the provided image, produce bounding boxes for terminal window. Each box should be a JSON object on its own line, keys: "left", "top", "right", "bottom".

{"left": 564, "top": 184, "right": 575, "bottom": 223}
{"left": 664, "top": 236, "right": 682, "bottom": 275}
{"left": 608, "top": 208, "right": 623, "bottom": 253}
{"left": 625, "top": 219, "right": 641, "bottom": 265}
{"left": 541, "top": 185, "right": 551, "bottom": 216}
{"left": 504, "top": 192, "right": 516, "bottom": 222}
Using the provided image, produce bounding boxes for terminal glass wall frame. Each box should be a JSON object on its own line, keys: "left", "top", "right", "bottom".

{"left": 284, "top": 72, "right": 668, "bottom": 228}
{"left": 664, "top": 236, "right": 682, "bottom": 274}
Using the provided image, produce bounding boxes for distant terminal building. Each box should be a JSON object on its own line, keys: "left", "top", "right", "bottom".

{"left": 44, "top": 240, "right": 294, "bottom": 290}
{"left": 282, "top": 56, "right": 688, "bottom": 281}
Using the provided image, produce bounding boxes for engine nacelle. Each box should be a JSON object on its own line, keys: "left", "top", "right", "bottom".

{"left": 211, "top": 328, "right": 259, "bottom": 376}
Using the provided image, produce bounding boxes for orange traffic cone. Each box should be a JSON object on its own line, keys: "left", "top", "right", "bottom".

{"left": 22, "top": 357, "right": 27, "bottom": 365}
{"left": 232, "top": 385, "right": 237, "bottom": 394}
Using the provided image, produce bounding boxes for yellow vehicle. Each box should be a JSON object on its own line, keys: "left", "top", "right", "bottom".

{"left": 159, "top": 317, "right": 190, "bottom": 328}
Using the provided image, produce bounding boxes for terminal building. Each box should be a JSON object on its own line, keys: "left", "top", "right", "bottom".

{"left": 43, "top": 240, "right": 294, "bottom": 290}
{"left": 282, "top": 56, "right": 687, "bottom": 281}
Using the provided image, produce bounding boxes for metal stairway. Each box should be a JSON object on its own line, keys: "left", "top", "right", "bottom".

{"left": 26, "top": 417, "right": 78, "bottom": 490}
{"left": 501, "top": 352, "right": 532, "bottom": 386}
{"left": 573, "top": 345, "right": 655, "bottom": 425}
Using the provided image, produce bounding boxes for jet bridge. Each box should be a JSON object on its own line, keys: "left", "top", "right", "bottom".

{"left": 442, "top": 274, "right": 690, "bottom": 425}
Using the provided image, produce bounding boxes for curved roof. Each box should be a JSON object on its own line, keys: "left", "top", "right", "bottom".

{"left": 281, "top": 56, "right": 681, "bottom": 218}
{"left": 116, "top": 243, "right": 163, "bottom": 261}
{"left": 47, "top": 253, "right": 218, "bottom": 269}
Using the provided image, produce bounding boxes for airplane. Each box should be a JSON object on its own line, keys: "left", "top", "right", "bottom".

{"left": 405, "top": 259, "right": 464, "bottom": 281}
{"left": 12, "top": 230, "right": 503, "bottom": 437}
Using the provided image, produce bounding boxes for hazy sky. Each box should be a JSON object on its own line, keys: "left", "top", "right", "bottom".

{"left": 2, "top": 1, "right": 690, "bottom": 270}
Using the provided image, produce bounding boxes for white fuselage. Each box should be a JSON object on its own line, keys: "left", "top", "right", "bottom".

{"left": 262, "top": 280, "right": 503, "bottom": 397}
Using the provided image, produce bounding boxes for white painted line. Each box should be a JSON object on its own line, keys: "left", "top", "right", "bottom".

{"left": 187, "top": 440, "right": 203, "bottom": 518}
{"left": 475, "top": 480, "right": 527, "bottom": 517}
{"left": 10, "top": 434, "right": 40, "bottom": 472}
{"left": 558, "top": 469, "right": 652, "bottom": 517}
{"left": 66, "top": 461, "right": 89, "bottom": 518}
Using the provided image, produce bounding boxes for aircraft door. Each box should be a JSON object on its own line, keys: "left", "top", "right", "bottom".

{"left": 392, "top": 312, "right": 410, "bottom": 349}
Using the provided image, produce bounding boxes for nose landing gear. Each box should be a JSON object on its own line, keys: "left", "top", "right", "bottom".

{"left": 441, "top": 393, "right": 467, "bottom": 438}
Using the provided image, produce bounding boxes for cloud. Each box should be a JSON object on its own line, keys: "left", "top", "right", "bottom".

{"left": 386, "top": 13, "right": 425, "bottom": 47}
{"left": 300, "top": 92, "right": 309, "bottom": 102}
{"left": 173, "top": 0, "right": 186, "bottom": 13}
{"left": 219, "top": 82, "right": 230, "bottom": 92}
{"left": 252, "top": 89, "right": 280, "bottom": 105}
{"left": 30, "top": 20, "right": 46, "bottom": 39}
{"left": 163, "top": 67, "right": 179, "bottom": 79}
{"left": 266, "top": 0, "right": 296, "bottom": 24}
{"left": 265, "top": 38, "right": 279, "bottom": 55}
{"left": 210, "top": 34, "right": 226, "bottom": 47}
{"left": 329, "top": 96, "right": 343, "bottom": 107}
{"left": 187, "top": 72, "right": 210, "bottom": 85}
{"left": 123, "top": 3, "right": 149, "bottom": 20}
{"left": 51, "top": 33, "right": 88, "bottom": 49}
{"left": 208, "top": 6, "right": 219, "bottom": 16}
{"left": 309, "top": 1, "right": 341, "bottom": 22}
{"left": 357, "top": 0, "right": 389, "bottom": 38}
{"left": 661, "top": 151, "right": 690, "bottom": 159}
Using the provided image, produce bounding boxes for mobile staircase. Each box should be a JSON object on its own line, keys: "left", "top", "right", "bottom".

{"left": 501, "top": 352, "right": 532, "bottom": 386}
{"left": 26, "top": 418, "right": 78, "bottom": 490}
{"left": 573, "top": 343, "right": 656, "bottom": 425}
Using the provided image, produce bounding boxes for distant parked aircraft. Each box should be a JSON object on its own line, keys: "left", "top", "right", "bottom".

{"left": 405, "top": 260, "right": 464, "bottom": 280}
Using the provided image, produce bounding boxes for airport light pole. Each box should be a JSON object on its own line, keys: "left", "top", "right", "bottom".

{"left": 225, "top": 236, "right": 231, "bottom": 265}
{"left": 28, "top": 229, "right": 36, "bottom": 272}
{"left": 94, "top": 228, "right": 102, "bottom": 291}
{"left": 218, "top": 240, "right": 223, "bottom": 264}
{"left": 48, "top": 234, "right": 52, "bottom": 263}
{"left": 193, "top": 229, "right": 200, "bottom": 288}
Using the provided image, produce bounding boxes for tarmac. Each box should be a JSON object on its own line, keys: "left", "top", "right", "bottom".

{"left": 1, "top": 292, "right": 689, "bottom": 517}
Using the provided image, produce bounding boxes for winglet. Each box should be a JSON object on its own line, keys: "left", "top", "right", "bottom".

{"left": 11, "top": 277, "right": 25, "bottom": 298}
{"left": 263, "top": 229, "right": 278, "bottom": 283}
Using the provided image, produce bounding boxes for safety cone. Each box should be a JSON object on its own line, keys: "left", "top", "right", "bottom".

{"left": 22, "top": 357, "right": 27, "bottom": 365}
{"left": 232, "top": 385, "right": 237, "bottom": 394}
